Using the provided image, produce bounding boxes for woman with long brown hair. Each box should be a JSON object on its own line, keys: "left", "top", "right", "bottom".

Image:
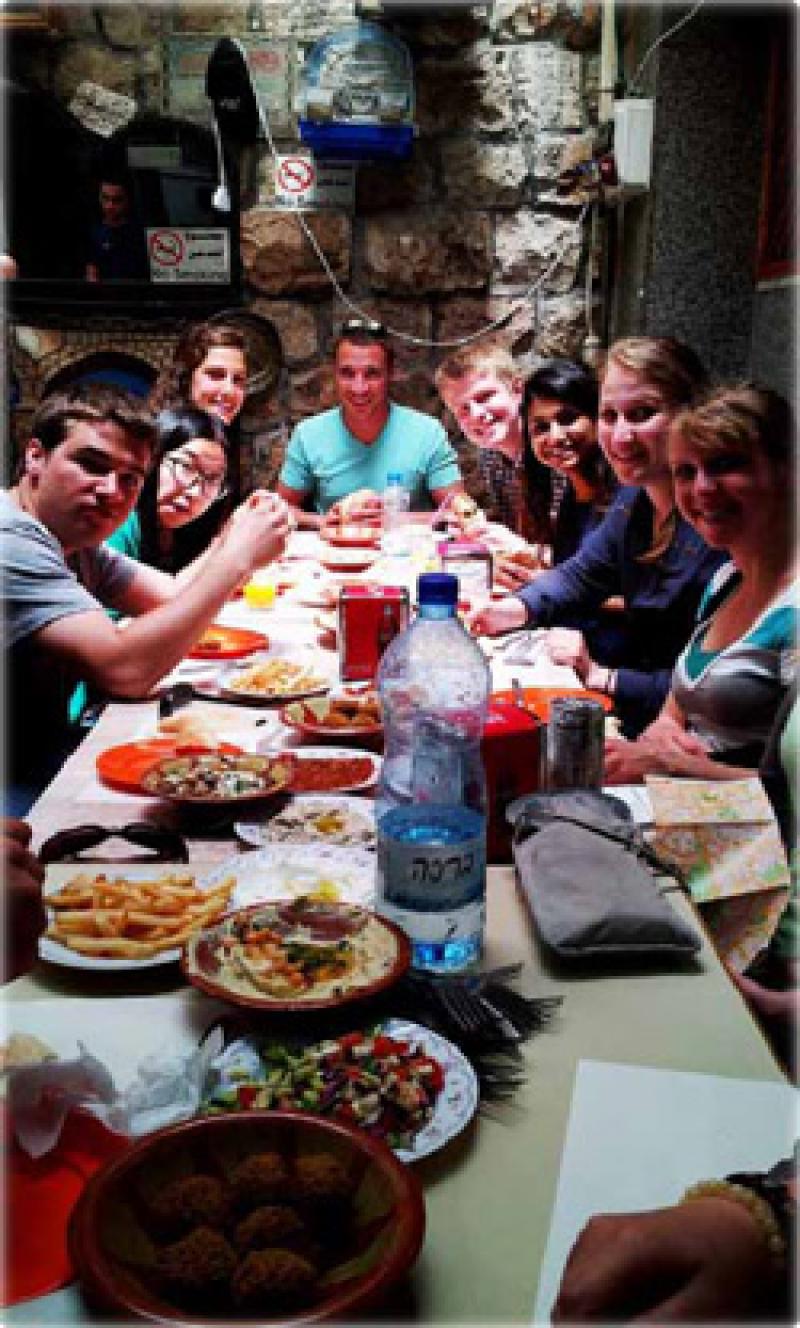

{"left": 471, "top": 337, "right": 725, "bottom": 737}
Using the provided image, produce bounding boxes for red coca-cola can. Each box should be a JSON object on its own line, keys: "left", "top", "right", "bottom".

{"left": 338, "top": 584, "right": 410, "bottom": 683}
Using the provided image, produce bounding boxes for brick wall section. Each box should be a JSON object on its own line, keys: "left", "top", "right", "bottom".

{"left": 9, "top": 0, "right": 601, "bottom": 491}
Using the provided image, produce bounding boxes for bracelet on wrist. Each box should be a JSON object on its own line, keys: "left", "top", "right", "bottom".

{"left": 681, "top": 1180, "right": 787, "bottom": 1269}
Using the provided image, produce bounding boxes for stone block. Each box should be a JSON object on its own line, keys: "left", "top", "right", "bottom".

{"left": 290, "top": 0, "right": 355, "bottom": 42}
{"left": 356, "top": 149, "right": 436, "bottom": 212}
{"left": 55, "top": 5, "right": 98, "bottom": 38}
{"left": 365, "top": 213, "right": 492, "bottom": 293}
{"left": 288, "top": 365, "right": 338, "bottom": 420}
{"left": 52, "top": 43, "right": 139, "bottom": 103}
{"left": 250, "top": 300, "right": 320, "bottom": 363}
{"left": 393, "top": 12, "right": 489, "bottom": 49}
{"left": 95, "top": 7, "right": 163, "bottom": 48}
{"left": 435, "top": 296, "right": 537, "bottom": 354}
{"left": 416, "top": 46, "right": 514, "bottom": 135}
{"left": 493, "top": 0, "right": 600, "bottom": 48}
{"left": 172, "top": 3, "right": 250, "bottom": 34}
{"left": 534, "top": 292, "right": 587, "bottom": 357}
{"left": 494, "top": 209, "right": 583, "bottom": 292}
{"left": 389, "top": 368, "right": 441, "bottom": 418}
{"left": 441, "top": 139, "right": 528, "bottom": 207}
{"left": 241, "top": 209, "right": 351, "bottom": 294}
{"left": 511, "top": 43, "right": 584, "bottom": 131}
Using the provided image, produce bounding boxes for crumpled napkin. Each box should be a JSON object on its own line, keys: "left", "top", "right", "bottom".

{"left": 7, "top": 1027, "right": 224, "bottom": 1158}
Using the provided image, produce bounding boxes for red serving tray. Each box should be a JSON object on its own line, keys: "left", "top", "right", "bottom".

{"left": 187, "top": 625, "right": 268, "bottom": 660}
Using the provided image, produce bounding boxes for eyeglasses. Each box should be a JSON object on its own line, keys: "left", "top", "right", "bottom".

{"left": 339, "top": 318, "right": 387, "bottom": 337}
{"left": 163, "top": 453, "right": 227, "bottom": 500}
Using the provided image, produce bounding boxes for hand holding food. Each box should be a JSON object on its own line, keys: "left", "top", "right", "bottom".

{"left": 223, "top": 493, "right": 291, "bottom": 574}
{"left": 45, "top": 871, "right": 235, "bottom": 959}
{"left": 494, "top": 546, "right": 545, "bottom": 591}
{"left": 329, "top": 489, "right": 382, "bottom": 522}
{"left": 434, "top": 492, "right": 487, "bottom": 536}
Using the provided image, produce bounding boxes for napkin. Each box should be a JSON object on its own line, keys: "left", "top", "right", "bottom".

{"left": 6, "top": 1027, "right": 224, "bottom": 1158}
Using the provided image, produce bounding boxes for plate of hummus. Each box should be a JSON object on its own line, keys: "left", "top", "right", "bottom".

{"left": 182, "top": 897, "right": 410, "bottom": 1012}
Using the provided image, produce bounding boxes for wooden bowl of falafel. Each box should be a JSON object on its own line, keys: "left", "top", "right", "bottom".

{"left": 68, "top": 1111, "right": 425, "bottom": 1324}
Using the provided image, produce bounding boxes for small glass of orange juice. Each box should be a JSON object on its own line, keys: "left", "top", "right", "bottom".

{"left": 243, "top": 572, "right": 276, "bottom": 609}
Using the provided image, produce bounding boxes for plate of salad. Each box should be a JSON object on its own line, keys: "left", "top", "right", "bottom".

{"left": 201, "top": 1018, "right": 478, "bottom": 1163}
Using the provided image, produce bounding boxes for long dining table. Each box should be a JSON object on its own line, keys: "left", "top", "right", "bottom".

{"left": 4, "top": 526, "right": 791, "bottom": 1324}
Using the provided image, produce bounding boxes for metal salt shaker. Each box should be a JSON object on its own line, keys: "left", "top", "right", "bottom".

{"left": 544, "top": 697, "right": 605, "bottom": 790}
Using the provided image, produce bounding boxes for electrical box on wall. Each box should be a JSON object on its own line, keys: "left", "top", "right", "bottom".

{"left": 296, "top": 22, "right": 414, "bottom": 160}
{"left": 613, "top": 98, "right": 654, "bottom": 189}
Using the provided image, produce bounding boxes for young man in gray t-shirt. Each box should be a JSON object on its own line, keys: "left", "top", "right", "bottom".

{"left": 2, "top": 384, "right": 290, "bottom": 807}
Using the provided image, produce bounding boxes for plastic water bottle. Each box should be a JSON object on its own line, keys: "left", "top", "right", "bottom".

{"left": 382, "top": 471, "right": 411, "bottom": 557}
{"left": 375, "top": 572, "right": 491, "bottom": 972}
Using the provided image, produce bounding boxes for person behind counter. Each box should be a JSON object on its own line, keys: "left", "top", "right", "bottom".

{"left": 2, "top": 384, "right": 289, "bottom": 812}
{"left": 603, "top": 384, "right": 797, "bottom": 782}
{"left": 276, "top": 318, "right": 465, "bottom": 528}
{"left": 84, "top": 173, "right": 148, "bottom": 283}
{"left": 470, "top": 337, "right": 724, "bottom": 737}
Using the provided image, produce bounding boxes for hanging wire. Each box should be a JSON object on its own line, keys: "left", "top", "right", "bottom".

{"left": 232, "top": 37, "right": 591, "bottom": 350}
{"left": 627, "top": 0, "right": 706, "bottom": 96}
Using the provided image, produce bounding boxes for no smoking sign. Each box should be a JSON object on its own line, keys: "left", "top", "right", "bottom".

{"left": 149, "top": 229, "right": 185, "bottom": 268}
{"left": 273, "top": 154, "right": 355, "bottom": 209}
{"left": 276, "top": 155, "right": 316, "bottom": 199}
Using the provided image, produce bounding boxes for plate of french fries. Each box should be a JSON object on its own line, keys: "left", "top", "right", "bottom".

{"left": 39, "top": 866, "right": 236, "bottom": 971}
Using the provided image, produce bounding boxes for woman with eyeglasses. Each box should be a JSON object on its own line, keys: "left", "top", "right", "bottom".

{"left": 148, "top": 320, "right": 248, "bottom": 564}
{"left": 106, "top": 406, "right": 228, "bottom": 572}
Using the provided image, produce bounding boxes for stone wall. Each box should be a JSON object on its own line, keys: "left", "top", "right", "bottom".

{"left": 8, "top": 0, "right": 602, "bottom": 489}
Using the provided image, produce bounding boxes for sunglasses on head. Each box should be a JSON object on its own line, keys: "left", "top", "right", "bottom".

{"left": 339, "top": 318, "right": 387, "bottom": 337}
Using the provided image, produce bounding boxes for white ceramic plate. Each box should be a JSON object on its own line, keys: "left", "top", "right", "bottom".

{"left": 289, "top": 745, "right": 381, "bottom": 794}
{"left": 203, "top": 843, "right": 377, "bottom": 909}
{"left": 385, "top": 1019, "right": 479, "bottom": 1163}
{"left": 235, "top": 794, "right": 376, "bottom": 851}
{"left": 204, "top": 1019, "right": 478, "bottom": 1163}
{"left": 38, "top": 864, "right": 232, "bottom": 973}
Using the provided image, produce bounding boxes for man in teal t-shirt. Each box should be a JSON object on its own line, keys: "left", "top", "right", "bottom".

{"left": 277, "top": 321, "right": 464, "bottom": 524}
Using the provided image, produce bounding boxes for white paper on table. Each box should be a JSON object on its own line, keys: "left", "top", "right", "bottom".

{"left": 605, "top": 784, "right": 654, "bottom": 825}
{"left": 532, "top": 1060, "right": 798, "bottom": 1324}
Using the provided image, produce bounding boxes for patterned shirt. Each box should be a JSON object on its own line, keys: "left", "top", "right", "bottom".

{"left": 476, "top": 447, "right": 527, "bottom": 536}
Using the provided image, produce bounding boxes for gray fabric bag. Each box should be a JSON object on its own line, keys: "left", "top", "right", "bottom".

{"left": 511, "top": 796, "right": 701, "bottom": 960}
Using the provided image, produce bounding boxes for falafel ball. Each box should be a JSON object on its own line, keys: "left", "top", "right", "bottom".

{"left": 293, "top": 1153, "right": 352, "bottom": 1203}
{"left": 231, "top": 1248, "right": 319, "bottom": 1310}
{"left": 233, "top": 1204, "right": 308, "bottom": 1253}
{"left": 230, "top": 1151, "right": 290, "bottom": 1210}
{"left": 149, "top": 1174, "right": 230, "bottom": 1235}
{"left": 155, "top": 1226, "right": 236, "bottom": 1301}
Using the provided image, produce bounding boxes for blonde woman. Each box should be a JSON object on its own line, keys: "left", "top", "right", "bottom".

{"left": 471, "top": 337, "right": 724, "bottom": 736}
{"left": 604, "top": 384, "right": 797, "bottom": 780}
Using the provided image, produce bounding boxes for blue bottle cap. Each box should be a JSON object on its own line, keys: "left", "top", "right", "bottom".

{"left": 418, "top": 572, "right": 458, "bottom": 606}
{"left": 386, "top": 471, "right": 405, "bottom": 484}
